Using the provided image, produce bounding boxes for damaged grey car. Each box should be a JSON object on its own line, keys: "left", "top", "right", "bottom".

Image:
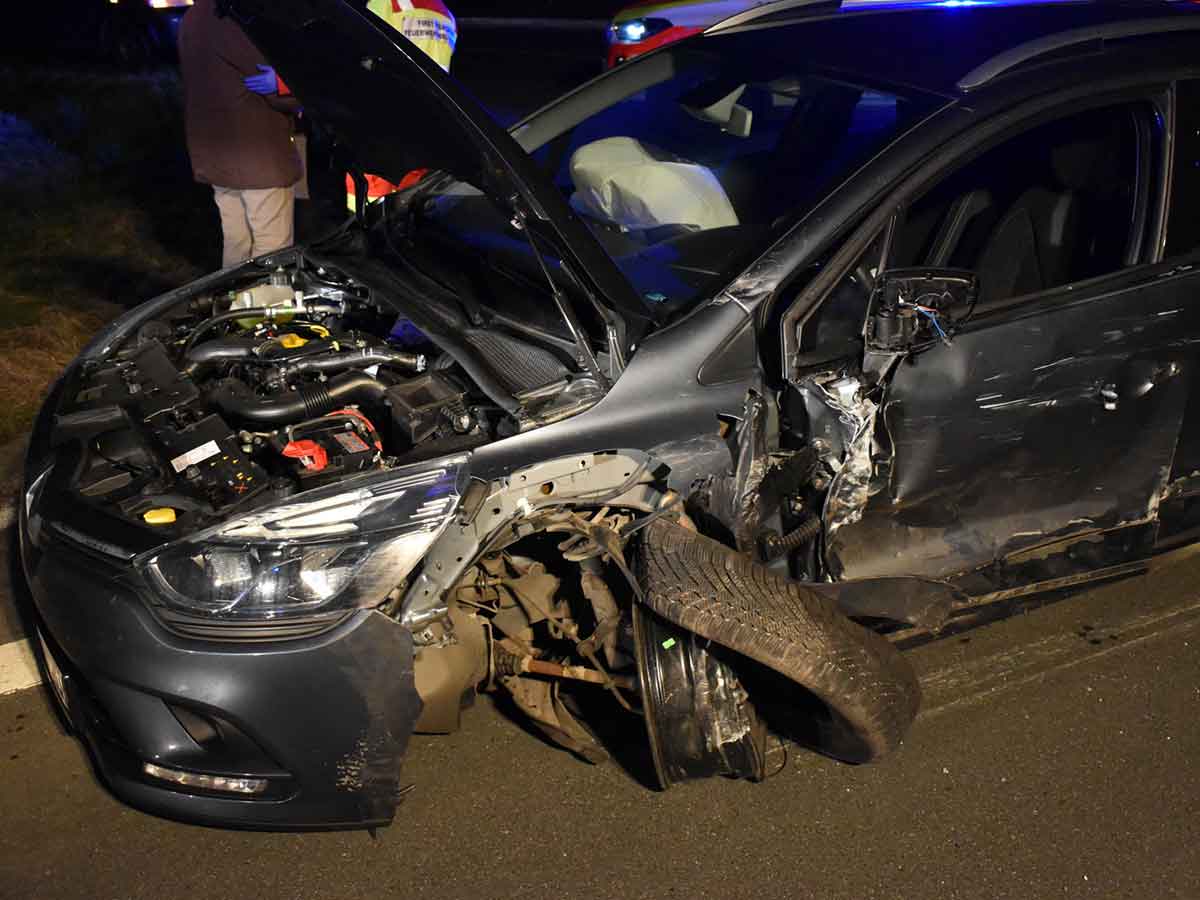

{"left": 19, "top": 0, "right": 1200, "bottom": 827}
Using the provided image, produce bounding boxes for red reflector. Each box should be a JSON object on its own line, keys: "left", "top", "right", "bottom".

{"left": 282, "top": 439, "right": 329, "bottom": 471}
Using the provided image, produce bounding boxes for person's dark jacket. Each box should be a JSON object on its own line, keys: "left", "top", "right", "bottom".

{"left": 178, "top": 0, "right": 302, "bottom": 190}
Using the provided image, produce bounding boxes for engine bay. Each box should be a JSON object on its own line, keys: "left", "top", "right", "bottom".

{"left": 51, "top": 258, "right": 599, "bottom": 535}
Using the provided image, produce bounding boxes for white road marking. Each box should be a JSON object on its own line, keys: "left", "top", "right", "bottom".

{"left": 0, "top": 638, "right": 41, "bottom": 696}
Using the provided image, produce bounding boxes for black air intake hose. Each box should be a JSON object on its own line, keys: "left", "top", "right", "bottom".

{"left": 188, "top": 342, "right": 425, "bottom": 379}
{"left": 280, "top": 348, "right": 425, "bottom": 378}
{"left": 181, "top": 338, "right": 259, "bottom": 376}
{"left": 209, "top": 373, "right": 387, "bottom": 425}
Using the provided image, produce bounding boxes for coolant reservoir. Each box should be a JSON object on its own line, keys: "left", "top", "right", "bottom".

{"left": 229, "top": 269, "right": 302, "bottom": 327}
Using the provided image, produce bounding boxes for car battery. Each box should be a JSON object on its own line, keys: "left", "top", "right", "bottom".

{"left": 283, "top": 419, "right": 380, "bottom": 488}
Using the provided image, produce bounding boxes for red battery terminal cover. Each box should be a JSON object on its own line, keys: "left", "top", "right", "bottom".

{"left": 282, "top": 439, "right": 329, "bottom": 471}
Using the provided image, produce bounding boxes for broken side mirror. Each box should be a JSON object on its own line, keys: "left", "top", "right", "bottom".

{"left": 866, "top": 268, "right": 979, "bottom": 353}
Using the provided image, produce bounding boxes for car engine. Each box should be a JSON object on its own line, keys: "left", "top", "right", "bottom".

{"left": 52, "top": 259, "right": 593, "bottom": 535}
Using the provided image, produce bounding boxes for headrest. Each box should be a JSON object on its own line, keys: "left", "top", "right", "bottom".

{"left": 1051, "top": 133, "right": 1118, "bottom": 192}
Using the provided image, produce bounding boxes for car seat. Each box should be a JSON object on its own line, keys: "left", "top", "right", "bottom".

{"left": 972, "top": 129, "right": 1121, "bottom": 304}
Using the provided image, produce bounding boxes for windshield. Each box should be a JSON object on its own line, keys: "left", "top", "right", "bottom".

{"left": 412, "top": 26, "right": 940, "bottom": 323}
{"left": 505, "top": 30, "right": 940, "bottom": 311}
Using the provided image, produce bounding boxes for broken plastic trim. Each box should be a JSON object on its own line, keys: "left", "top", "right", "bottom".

{"left": 401, "top": 451, "right": 672, "bottom": 635}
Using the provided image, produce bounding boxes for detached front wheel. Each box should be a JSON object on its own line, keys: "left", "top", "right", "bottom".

{"left": 636, "top": 519, "right": 921, "bottom": 772}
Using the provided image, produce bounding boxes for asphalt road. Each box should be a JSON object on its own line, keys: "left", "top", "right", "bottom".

{"left": 2, "top": 521, "right": 1198, "bottom": 899}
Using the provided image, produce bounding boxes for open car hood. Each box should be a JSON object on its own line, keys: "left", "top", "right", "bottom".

{"left": 221, "top": 0, "right": 653, "bottom": 348}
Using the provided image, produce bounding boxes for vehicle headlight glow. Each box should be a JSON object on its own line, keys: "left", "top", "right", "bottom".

{"left": 137, "top": 456, "right": 467, "bottom": 621}
{"left": 610, "top": 17, "right": 673, "bottom": 45}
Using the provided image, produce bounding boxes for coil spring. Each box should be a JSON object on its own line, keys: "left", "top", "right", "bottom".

{"left": 493, "top": 649, "right": 522, "bottom": 678}
{"left": 762, "top": 513, "right": 822, "bottom": 561}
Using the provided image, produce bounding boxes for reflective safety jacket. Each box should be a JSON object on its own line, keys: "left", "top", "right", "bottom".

{"left": 369, "top": 0, "right": 457, "bottom": 73}
{"left": 347, "top": 0, "right": 458, "bottom": 210}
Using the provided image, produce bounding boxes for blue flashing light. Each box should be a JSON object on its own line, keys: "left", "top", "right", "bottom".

{"left": 841, "top": 0, "right": 1084, "bottom": 10}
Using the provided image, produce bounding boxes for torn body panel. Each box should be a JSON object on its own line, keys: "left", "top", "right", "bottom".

{"left": 727, "top": 392, "right": 773, "bottom": 553}
{"left": 401, "top": 450, "right": 674, "bottom": 635}
{"left": 813, "top": 375, "right": 881, "bottom": 539}
{"left": 830, "top": 272, "right": 1195, "bottom": 584}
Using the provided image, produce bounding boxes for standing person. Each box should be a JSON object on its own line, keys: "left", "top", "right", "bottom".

{"left": 346, "top": 0, "right": 458, "bottom": 211}
{"left": 178, "top": 0, "right": 302, "bottom": 268}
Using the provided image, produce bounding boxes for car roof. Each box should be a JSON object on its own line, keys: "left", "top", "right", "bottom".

{"left": 705, "top": 1, "right": 1200, "bottom": 96}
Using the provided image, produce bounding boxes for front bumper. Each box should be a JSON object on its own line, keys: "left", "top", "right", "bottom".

{"left": 19, "top": 513, "right": 421, "bottom": 830}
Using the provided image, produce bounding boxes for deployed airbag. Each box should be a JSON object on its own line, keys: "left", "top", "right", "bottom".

{"left": 569, "top": 137, "right": 739, "bottom": 232}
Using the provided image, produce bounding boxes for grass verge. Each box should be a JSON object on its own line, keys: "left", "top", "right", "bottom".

{"left": 0, "top": 62, "right": 213, "bottom": 444}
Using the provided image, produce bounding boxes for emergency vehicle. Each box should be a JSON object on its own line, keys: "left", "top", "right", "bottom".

{"left": 607, "top": 0, "right": 770, "bottom": 66}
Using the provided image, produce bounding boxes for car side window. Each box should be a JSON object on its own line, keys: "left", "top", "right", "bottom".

{"left": 794, "top": 228, "right": 889, "bottom": 358}
{"left": 1165, "top": 80, "right": 1200, "bottom": 259}
{"left": 890, "top": 103, "right": 1149, "bottom": 305}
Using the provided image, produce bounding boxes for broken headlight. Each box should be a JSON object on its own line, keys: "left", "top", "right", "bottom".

{"left": 136, "top": 455, "right": 467, "bottom": 621}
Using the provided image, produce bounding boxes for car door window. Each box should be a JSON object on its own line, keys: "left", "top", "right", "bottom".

{"left": 793, "top": 228, "right": 889, "bottom": 361}
{"left": 890, "top": 103, "right": 1150, "bottom": 305}
{"left": 1166, "top": 80, "right": 1200, "bottom": 260}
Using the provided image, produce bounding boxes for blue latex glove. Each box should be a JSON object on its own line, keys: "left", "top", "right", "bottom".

{"left": 243, "top": 64, "right": 278, "bottom": 96}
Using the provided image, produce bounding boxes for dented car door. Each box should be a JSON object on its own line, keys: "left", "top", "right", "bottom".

{"left": 825, "top": 98, "right": 1197, "bottom": 585}
{"left": 830, "top": 264, "right": 1196, "bottom": 583}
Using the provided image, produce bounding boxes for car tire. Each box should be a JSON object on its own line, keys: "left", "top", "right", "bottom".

{"left": 637, "top": 518, "right": 921, "bottom": 765}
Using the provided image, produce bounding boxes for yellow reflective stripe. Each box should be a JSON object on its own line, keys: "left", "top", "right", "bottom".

{"left": 405, "top": 38, "right": 454, "bottom": 70}
{"left": 397, "top": 9, "right": 456, "bottom": 68}
{"left": 365, "top": 1, "right": 456, "bottom": 70}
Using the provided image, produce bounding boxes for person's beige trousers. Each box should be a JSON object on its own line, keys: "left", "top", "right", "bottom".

{"left": 213, "top": 185, "right": 295, "bottom": 268}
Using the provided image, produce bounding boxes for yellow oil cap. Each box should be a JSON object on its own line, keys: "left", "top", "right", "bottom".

{"left": 277, "top": 333, "right": 308, "bottom": 349}
{"left": 143, "top": 508, "right": 177, "bottom": 526}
